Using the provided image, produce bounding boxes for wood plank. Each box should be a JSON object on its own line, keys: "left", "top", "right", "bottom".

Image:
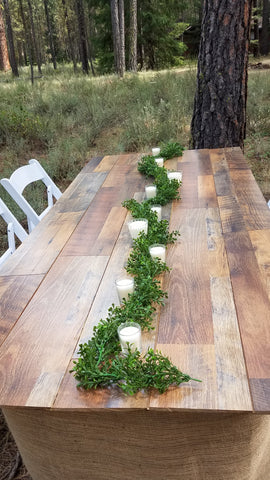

{"left": 0, "top": 275, "right": 43, "bottom": 346}
{"left": 205, "top": 208, "right": 230, "bottom": 277}
{"left": 210, "top": 276, "right": 252, "bottom": 411}
{"left": 0, "top": 211, "right": 82, "bottom": 276}
{"left": 225, "top": 231, "right": 270, "bottom": 380}
{"left": 80, "top": 156, "right": 104, "bottom": 173}
{"left": 217, "top": 195, "right": 247, "bottom": 234}
{"left": 249, "top": 378, "right": 270, "bottom": 412}
{"left": 224, "top": 147, "right": 250, "bottom": 170}
{"left": 158, "top": 207, "right": 214, "bottom": 344}
{"left": 150, "top": 344, "right": 217, "bottom": 411}
{"left": 249, "top": 229, "right": 270, "bottom": 297}
{"left": 0, "top": 256, "right": 108, "bottom": 407}
{"left": 230, "top": 169, "right": 270, "bottom": 231}
{"left": 54, "top": 172, "right": 108, "bottom": 213}
{"left": 89, "top": 206, "right": 127, "bottom": 256}
{"left": 198, "top": 175, "right": 218, "bottom": 208}
{"left": 93, "top": 154, "right": 120, "bottom": 172}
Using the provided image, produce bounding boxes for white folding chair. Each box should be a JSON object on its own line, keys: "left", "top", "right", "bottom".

{"left": 0, "top": 198, "right": 28, "bottom": 266}
{"left": 268, "top": 200, "right": 270, "bottom": 209}
{"left": 1, "top": 159, "right": 62, "bottom": 233}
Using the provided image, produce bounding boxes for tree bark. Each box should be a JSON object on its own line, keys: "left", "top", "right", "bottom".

{"left": 253, "top": 0, "right": 260, "bottom": 57}
{"left": 129, "top": 0, "right": 137, "bottom": 71}
{"left": 18, "top": 0, "right": 34, "bottom": 83}
{"left": 43, "top": 0, "right": 57, "bottom": 69}
{"left": 191, "top": 0, "right": 252, "bottom": 150}
{"left": 110, "top": 0, "right": 125, "bottom": 76}
{"left": 2, "top": 0, "right": 18, "bottom": 76}
{"left": 61, "top": 0, "right": 77, "bottom": 72}
{"left": 261, "top": 0, "right": 270, "bottom": 55}
{"left": 27, "top": 0, "right": 42, "bottom": 75}
{"left": 75, "top": 0, "right": 89, "bottom": 74}
{"left": 0, "top": 1, "right": 10, "bottom": 71}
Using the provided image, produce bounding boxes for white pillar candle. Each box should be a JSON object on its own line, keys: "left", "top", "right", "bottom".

{"left": 116, "top": 278, "right": 134, "bottom": 303}
{"left": 145, "top": 185, "right": 157, "bottom": 199}
{"left": 118, "top": 322, "right": 142, "bottom": 354}
{"left": 150, "top": 205, "right": 162, "bottom": 221}
{"left": 128, "top": 218, "right": 148, "bottom": 239}
{"left": 155, "top": 157, "right": 164, "bottom": 167}
{"left": 152, "top": 147, "right": 160, "bottom": 156}
{"left": 167, "top": 171, "right": 182, "bottom": 182}
{"left": 149, "top": 244, "right": 166, "bottom": 262}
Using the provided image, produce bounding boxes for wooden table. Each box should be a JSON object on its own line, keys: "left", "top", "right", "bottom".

{"left": 0, "top": 148, "right": 270, "bottom": 480}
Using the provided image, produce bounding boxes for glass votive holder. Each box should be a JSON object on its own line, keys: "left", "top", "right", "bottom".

{"left": 145, "top": 184, "right": 157, "bottom": 199}
{"left": 167, "top": 171, "right": 182, "bottom": 182}
{"left": 152, "top": 147, "right": 160, "bottom": 156}
{"left": 150, "top": 205, "right": 162, "bottom": 221}
{"left": 149, "top": 244, "right": 166, "bottom": 262}
{"left": 128, "top": 218, "right": 148, "bottom": 239}
{"left": 155, "top": 157, "right": 164, "bottom": 167}
{"left": 117, "top": 322, "right": 142, "bottom": 355}
{"left": 115, "top": 277, "right": 134, "bottom": 304}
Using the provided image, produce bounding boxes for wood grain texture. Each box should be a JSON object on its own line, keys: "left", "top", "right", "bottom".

{"left": 0, "top": 275, "right": 43, "bottom": 346}
{"left": 0, "top": 211, "right": 83, "bottom": 276}
{"left": 0, "top": 256, "right": 108, "bottom": 407}
{"left": 158, "top": 207, "right": 214, "bottom": 345}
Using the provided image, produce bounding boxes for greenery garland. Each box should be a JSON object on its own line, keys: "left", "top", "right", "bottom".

{"left": 72, "top": 142, "right": 200, "bottom": 395}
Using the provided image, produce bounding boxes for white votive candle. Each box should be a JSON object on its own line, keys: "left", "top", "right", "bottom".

{"left": 118, "top": 322, "right": 142, "bottom": 354}
{"left": 152, "top": 147, "right": 160, "bottom": 156}
{"left": 149, "top": 244, "right": 166, "bottom": 262}
{"left": 145, "top": 185, "right": 157, "bottom": 199}
{"left": 128, "top": 218, "right": 148, "bottom": 239}
{"left": 150, "top": 205, "right": 162, "bottom": 221}
{"left": 167, "top": 171, "right": 182, "bottom": 182}
{"left": 155, "top": 157, "right": 164, "bottom": 167}
{"left": 116, "top": 278, "right": 134, "bottom": 303}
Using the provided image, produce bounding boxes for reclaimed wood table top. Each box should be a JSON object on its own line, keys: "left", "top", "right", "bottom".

{"left": 0, "top": 147, "right": 269, "bottom": 413}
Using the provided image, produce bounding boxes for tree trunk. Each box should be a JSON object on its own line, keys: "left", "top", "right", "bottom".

{"left": 110, "top": 0, "right": 125, "bottom": 76}
{"left": 261, "top": 0, "right": 270, "bottom": 55}
{"left": 75, "top": 0, "right": 89, "bottom": 74}
{"left": 2, "top": 0, "right": 18, "bottom": 76}
{"left": 191, "top": 0, "right": 252, "bottom": 150}
{"left": 119, "top": 0, "right": 125, "bottom": 76}
{"left": 129, "top": 0, "right": 137, "bottom": 71}
{"left": 253, "top": 0, "right": 260, "bottom": 57}
{"left": 27, "top": 0, "right": 42, "bottom": 75}
{"left": 61, "top": 0, "right": 77, "bottom": 72}
{"left": 43, "top": 0, "right": 57, "bottom": 69}
{"left": 18, "top": 0, "right": 34, "bottom": 83}
{"left": 0, "top": 2, "right": 10, "bottom": 71}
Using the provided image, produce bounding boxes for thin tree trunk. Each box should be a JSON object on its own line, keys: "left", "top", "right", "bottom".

{"left": 62, "top": 0, "right": 77, "bottom": 72}
{"left": 261, "top": 0, "right": 270, "bottom": 55}
{"left": 253, "top": 0, "right": 260, "bottom": 57}
{"left": 43, "top": 0, "right": 57, "bottom": 69}
{"left": 18, "top": 0, "right": 34, "bottom": 83}
{"left": 75, "top": 0, "right": 89, "bottom": 74}
{"left": 129, "top": 0, "right": 137, "bottom": 71}
{"left": 118, "top": 0, "right": 125, "bottom": 76}
{"left": 110, "top": 0, "right": 121, "bottom": 74}
{"left": 27, "top": 0, "right": 42, "bottom": 75}
{"left": 3, "top": 0, "right": 18, "bottom": 76}
{"left": 191, "top": 0, "right": 252, "bottom": 150}
{"left": 0, "top": 2, "right": 10, "bottom": 71}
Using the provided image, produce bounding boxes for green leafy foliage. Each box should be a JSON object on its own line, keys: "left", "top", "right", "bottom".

{"left": 72, "top": 142, "right": 200, "bottom": 394}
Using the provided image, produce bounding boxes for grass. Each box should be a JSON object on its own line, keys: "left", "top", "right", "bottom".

{"left": 0, "top": 62, "right": 269, "bottom": 254}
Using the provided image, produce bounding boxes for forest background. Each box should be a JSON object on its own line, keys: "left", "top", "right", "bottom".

{"left": 0, "top": 0, "right": 270, "bottom": 478}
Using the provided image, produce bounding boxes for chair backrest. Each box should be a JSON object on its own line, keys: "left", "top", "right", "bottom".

{"left": 1, "top": 159, "right": 62, "bottom": 233}
{"left": 0, "top": 198, "right": 28, "bottom": 267}
{"left": 268, "top": 200, "right": 270, "bottom": 209}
